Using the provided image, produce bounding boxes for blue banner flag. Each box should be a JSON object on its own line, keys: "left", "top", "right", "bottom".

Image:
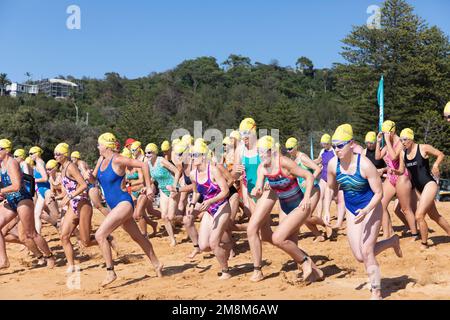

{"left": 310, "top": 135, "right": 314, "bottom": 159}
{"left": 377, "top": 75, "right": 384, "bottom": 133}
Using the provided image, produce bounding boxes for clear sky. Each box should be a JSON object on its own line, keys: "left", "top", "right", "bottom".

{"left": 1, "top": 0, "right": 448, "bottom": 82}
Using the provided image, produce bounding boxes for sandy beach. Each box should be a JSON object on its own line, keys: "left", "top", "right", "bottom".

{"left": 1, "top": 201, "right": 449, "bottom": 300}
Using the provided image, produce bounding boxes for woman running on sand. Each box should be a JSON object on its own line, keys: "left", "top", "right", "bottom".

{"left": 285, "top": 137, "right": 333, "bottom": 242}
{"left": 29, "top": 146, "right": 60, "bottom": 233}
{"left": 185, "top": 141, "right": 233, "bottom": 280}
{"left": 250, "top": 136, "right": 324, "bottom": 283}
{"left": 397, "top": 128, "right": 450, "bottom": 249}
{"left": 169, "top": 141, "right": 201, "bottom": 258}
{"left": 324, "top": 125, "right": 402, "bottom": 300}
{"left": 0, "top": 139, "right": 55, "bottom": 270}
{"left": 54, "top": 143, "right": 105, "bottom": 273}
{"left": 144, "top": 143, "right": 181, "bottom": 247}
{"left": 93, "top": 133, "right": 163, "bottom": 287}
{"left": 375, "top": 121, "right": 418, "bottom": 239}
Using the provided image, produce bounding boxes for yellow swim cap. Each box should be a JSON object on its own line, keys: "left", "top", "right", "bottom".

{"left": 98, "top": 133, "right": 117, "bottom": 150}
{"left": 192, "top": 141, "right": 208, "bottom": 154}
{"left": 161, "top": 141, "right": 170, "bottom": 152}
{"left": 54, "top": 143, "right": 69, "bottom": 156}
{"left": 320, "top": 134, "right": 331, "bottom": 144}
{"left": 400, "top": 128, "right": 414, "bottom": 140}
{"left": 0, "top": 139, "right": 12, "bottom": 152}
{"left": 230, "top": 130, "right": 241, "bottom": 140}
{"left": 332, "top": 124, "right": 353, "bottom": 142}
{"left": 381, "top": 120, "right": 396, "bottom": 133}
{"left": 365, "top": 132, "right": 377, "bottom": 143}
{"left": 444, "top": 101, "right": 450, "bottom": 114}
{"left": 239, "top": 118, "right": 256, "bottom": 132}
{"left": 182, "top": 134, "right": 194, "bottom": 145}
{"left": 223, "top": 137, "right": 232, "bottom": 146}
{"left": 285, "top": 137, "right": 298, "bottom": 149}
{"left": 46, "top": 159, "right": 58, "bottom": 170}
{"left": 121, "top": 148, "right": 132, "bottom": 158}
{"left": 172, "top": 138, "right": 181, "bottom": 147}
{"left": 14, "top": 149, "right": 26, "bottom": 159}
{"left": 29, "top": 146, "right": 43, "bottom": 156}
{"left": 257, "top": 136, "right": 275, "bottom": 150}
{"left": 173, "top": 142, "right": 189, "bottom": 154}
{"left": 71, "top": 151, "right": 80, "bottom": 159}
{"left": 130, "top": 141, "right": 142, "bottom": 151}
{"left": 25, "top": 156, "right": 34, "bottom": 166}
{"left": 145, "top": 143, "right": 158, "bottom": 154}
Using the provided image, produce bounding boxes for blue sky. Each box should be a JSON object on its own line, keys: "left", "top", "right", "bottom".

{"left": 0, "top": 0, "right": 448, "bottom": 82}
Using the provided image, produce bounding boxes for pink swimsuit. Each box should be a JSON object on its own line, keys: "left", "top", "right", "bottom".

{"left": 384, "top": 141, "right": 409, "bottom": 187}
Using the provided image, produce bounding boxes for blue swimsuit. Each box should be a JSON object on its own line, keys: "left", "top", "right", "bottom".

{"left": 336, "top": 154, "right": 374, "bottom": 216}
{"left": 97, "top": 156, "right": 134, "bottom": 210}
{"left": 1, "top": 168, "right": 33, "bottom": 211}
{"left": 34, "top": 167, "right": 51, "bottom": 199}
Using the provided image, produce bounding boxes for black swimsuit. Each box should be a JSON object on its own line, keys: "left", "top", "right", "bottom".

{"left": 404, "top": 144, "right": 436, "bottom": 193}
{"left": 365, "top": 149, "right": 386, "bottom": 169}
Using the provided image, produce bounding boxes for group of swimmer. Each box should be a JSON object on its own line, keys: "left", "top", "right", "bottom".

{"left": 0, "top": 103, "right": 449, "bottom": 300}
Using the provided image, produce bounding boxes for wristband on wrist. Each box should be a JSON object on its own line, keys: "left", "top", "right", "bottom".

{"left": 189, "top": 202, "right": 195, "bottom": 208}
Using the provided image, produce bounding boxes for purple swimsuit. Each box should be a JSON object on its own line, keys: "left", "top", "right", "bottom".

{"left": 320, "top": 149, "right": 335, "bottom": 182}
{"left": 196, "top": 164, "right": 227, "bottom": 217}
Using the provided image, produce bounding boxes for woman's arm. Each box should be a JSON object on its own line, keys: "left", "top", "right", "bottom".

{"left": 65, "top": 163, "right": 88, "bottom": 198}
{"left": 231, "top": 144, "right": 243, "bottom": 180}
{"left": 92, "top": 156, "right": 104, "bottom": 178}
{"left": 161, "top": 158, "right": 181, "bottom": 189}
{"left": 423, "top": 144, "right": 445, "bottom": 178}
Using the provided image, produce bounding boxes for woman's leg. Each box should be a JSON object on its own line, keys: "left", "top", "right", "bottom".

{"left": 316, "top": 179, "right": 327, "bottom": 219}
{"left": 0, "top": 206, "right": 18, "bottom": 269}
{"left": 95, "top": 201, "right": 134, "bottom": 286}
{"left": 17, "top": 200, "right": 55, "bottom": 267}
{"left": 44, "top": 190, "right": 60, "bottom": 226}
{"left": 380, "top": 180, "right": 396, "bottom": 238}
{"left": 414, "top": 183, "right": 440, "bottom": 248}
{"left": 272, "top": 205, "right": 323, "bottom": 282}
{"left": 424, "top": 184, "right": 450, "bottom": 237}
{"left": 209, "top": 204, "right": 232, "bottom": 280}
{"left": 159, "top": 192, "right": 176, "bottom": 246}
{"left": 34, "top": 195, "right": 45, "bottom": 234}
{"left": 89, "top": 187, "right": 110, "bottom": 217}
{"left": 120, "top": 217, "right": 163, "bottom": 276}
{"left": 60, "top": 208, "right": 79, "bottom": 271}
{"left": 247, "top": 189, "right": 276, "bottom": 282}
{"left": 78, "top": 200, "right": 97, "bottom": 248}
{"left": 395, "top": 176, "right": 418, "bottom": 236}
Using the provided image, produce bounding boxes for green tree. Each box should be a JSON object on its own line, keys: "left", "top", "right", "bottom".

{"left": 334, "top": 0, "right": 450, "bottom": 144}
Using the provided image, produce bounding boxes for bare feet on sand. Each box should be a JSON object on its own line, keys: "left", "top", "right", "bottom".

{"left": 250, "top": 269, "right": 264, "bottom": 282}
{"left": 101, "top": 270, "right": 117, "bottom": 287}
{"left": 187, "top": 246, "right": 200, "bottom": 259}
{"left": 155, "top": 263, "right": 164, "bottom": 278}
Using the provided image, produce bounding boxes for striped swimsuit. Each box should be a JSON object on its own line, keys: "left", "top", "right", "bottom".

{"left": 336, "top": 154, "right": 374, "bottom": 216}
{"left": 196, "top": 164, "right": 227, "bottom": 217}
{"left": 266, "top": 157, "right": 304, "bottom": 215}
